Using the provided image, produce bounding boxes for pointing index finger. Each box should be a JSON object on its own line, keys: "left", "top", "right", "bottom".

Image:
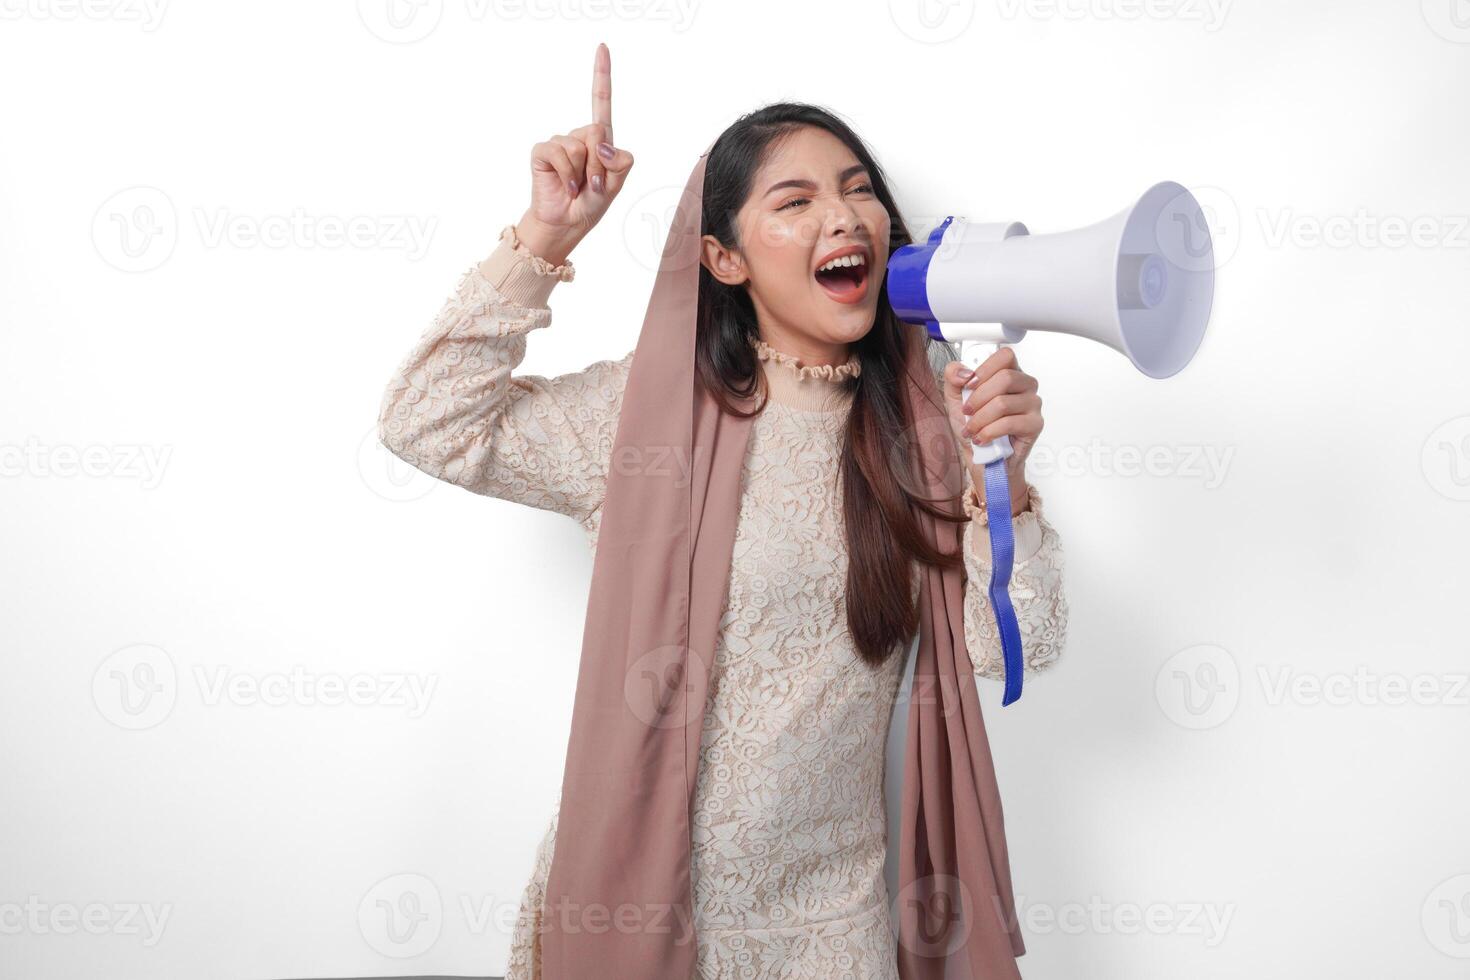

{"left": 591, "top": 42, "right": 613, "bottom": 145}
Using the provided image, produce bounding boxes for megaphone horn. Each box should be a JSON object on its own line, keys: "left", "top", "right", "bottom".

{"left": 888, "top": 181, "right": 1215, "bottom": 458}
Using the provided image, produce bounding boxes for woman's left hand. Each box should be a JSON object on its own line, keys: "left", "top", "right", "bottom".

{"left": 940, "top": 346, "right": 1044, "bottom": 517}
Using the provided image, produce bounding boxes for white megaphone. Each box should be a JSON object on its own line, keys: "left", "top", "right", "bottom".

{"left": 887, "top": 181, "right": 1215, "bottom": 465}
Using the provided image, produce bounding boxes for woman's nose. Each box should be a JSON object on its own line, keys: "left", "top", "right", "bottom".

{"left": 822, "top": 197, "right": 864, "bottom": 236}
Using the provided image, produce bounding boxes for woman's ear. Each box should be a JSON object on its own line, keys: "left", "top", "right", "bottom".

{"left": 700, "top": 234, "right": 747, "bottom": 286}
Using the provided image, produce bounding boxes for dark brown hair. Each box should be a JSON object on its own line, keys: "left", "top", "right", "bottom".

{"left": 697, "top": 102, "right": 967, "bottom": 668}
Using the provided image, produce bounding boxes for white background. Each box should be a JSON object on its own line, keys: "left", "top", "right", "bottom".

{"left": 2, "top": 0, "right": 1467, "bottom": 977}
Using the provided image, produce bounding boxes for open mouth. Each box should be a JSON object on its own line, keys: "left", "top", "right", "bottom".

{"left": 814, "top": 253, "right": 870, "bottom": 304}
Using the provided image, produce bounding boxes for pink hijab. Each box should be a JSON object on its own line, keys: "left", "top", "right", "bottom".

{"left": 538, "top": 145, "right": 1026, "bottom": 979}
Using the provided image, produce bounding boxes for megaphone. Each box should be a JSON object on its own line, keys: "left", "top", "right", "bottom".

{"left": 888, "top": 181, "right": 1215, "bottom": 466}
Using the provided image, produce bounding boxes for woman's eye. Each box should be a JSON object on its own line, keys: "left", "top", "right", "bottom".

{"left": 778, "top": 184, "right": 871, "bottom": 211}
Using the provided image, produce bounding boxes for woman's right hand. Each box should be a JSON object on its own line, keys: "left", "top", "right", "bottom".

{"left": 515, "top": 42, "right": 635, "bottom": 266}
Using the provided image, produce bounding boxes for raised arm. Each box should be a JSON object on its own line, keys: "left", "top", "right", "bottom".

{"left": 378, "top": 42, "right": 639, "bottom": 530}
{"left": 376, "top": 224, "right": 632, "bottom": 528}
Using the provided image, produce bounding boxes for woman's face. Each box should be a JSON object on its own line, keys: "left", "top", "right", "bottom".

{"left": 701, "top": 125, "right": 892, "bottom": 365}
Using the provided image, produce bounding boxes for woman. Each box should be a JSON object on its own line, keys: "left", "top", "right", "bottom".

{"left": 377, "top": 43, "right": 1067, "bottom": 980}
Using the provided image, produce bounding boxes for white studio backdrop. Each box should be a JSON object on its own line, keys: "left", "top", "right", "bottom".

{"left": 2, "top": 1, "right": 1467, "bottom": 978}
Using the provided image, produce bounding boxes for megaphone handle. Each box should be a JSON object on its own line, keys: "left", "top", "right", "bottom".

{"left": 961, "top": 341, "right": 1014, "bottom": 466}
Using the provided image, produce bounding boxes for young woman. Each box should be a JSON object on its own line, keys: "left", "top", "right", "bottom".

{"left": 377, "top": 43, "right": 1067, "bottom": 980}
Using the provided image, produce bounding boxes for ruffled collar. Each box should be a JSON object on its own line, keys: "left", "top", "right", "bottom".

{"left": 748, "top": 335, "right": 861, "bottom": 414}
{"left": 750, "top": 335, "right": 862, "bottom": 381}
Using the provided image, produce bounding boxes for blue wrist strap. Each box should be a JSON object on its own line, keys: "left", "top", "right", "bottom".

{"left": 982, "top": 459, "right": 1025, "bottom": 706}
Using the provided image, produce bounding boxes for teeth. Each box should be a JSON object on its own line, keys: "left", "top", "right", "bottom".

{"left": 817, "top": 253, "right": 866, "bottom": 273}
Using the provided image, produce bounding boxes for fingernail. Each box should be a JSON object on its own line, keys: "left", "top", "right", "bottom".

{"left": 956, "top": 366, "right": 973, "bottom": 379}
{"left": 568, "top": 178, "right": 579, "bottom": 196}
{"left": 597, "top": 142, "right": 614, "bottom": 161}
{"left": 591, "top": 173, "right": 604, "bottom": 193}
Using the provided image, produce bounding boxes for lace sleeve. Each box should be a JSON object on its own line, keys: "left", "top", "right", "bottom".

{"left": 958, "top": 473, "right": 1069, "bottom": 680}
{"left": 923, "top": 340, "right": 1069, "bottom": 680}
{"left": 376, "top": 226, "right": 633, "bottom": 528}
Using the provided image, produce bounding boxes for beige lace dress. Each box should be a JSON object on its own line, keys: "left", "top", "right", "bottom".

{"left": 377, "top": 224, "right": 1069, "bottom": 980}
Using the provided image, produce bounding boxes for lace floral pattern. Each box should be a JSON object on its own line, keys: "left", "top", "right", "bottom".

{"left": 376, "top": 244, "right": 1069, "bottom": 979}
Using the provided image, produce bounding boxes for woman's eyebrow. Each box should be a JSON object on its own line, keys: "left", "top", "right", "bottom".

{"left": 763, "top": 164, "right": 870, "bottom": 197}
